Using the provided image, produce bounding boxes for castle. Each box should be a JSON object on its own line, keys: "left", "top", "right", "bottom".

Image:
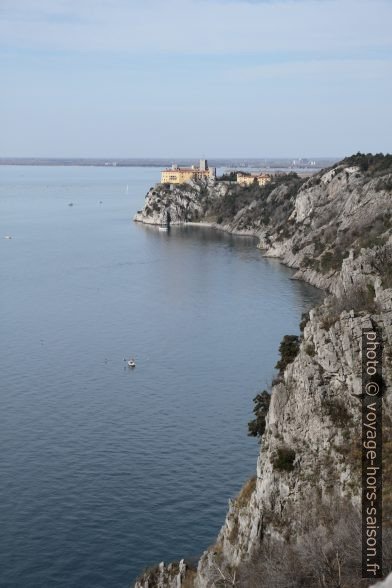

{"left": 236, "top": 172, "right": 271, "bottom": 187}
{"left": 161, "top": 159, "right": 216, "bottom": 184}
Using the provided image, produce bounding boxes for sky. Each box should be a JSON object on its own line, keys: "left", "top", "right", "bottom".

{"left": 0, "top": 0, "right": 391, "bottom": 158}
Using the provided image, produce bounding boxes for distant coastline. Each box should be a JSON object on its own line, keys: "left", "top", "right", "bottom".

{"left": 0, "top": 157, "right": 338, "bottom": 171}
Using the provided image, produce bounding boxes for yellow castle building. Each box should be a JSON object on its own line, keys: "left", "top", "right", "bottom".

{"left": 161, "top": 159, "right": 216, "bottom": 184}
{"left": 237, "top": 172, "right": 271, "bottom": 187}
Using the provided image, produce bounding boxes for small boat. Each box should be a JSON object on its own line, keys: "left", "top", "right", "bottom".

{"left": 68, "top": 202, "right": 74, "bottom": 207}
{"left": 158, "top": 226, "right": 169, "bottom": 232}
{"left": 127, "top": 359, "right": 136, "bottom": 368}
{"left": 3, "top": 235, "right": 12, "bottom": 239}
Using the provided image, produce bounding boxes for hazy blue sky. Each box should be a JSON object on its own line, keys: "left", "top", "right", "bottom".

{"left": 0, "top": 0, "right": 391, "bottom": 158}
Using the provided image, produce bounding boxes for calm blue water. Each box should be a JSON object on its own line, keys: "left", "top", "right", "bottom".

{"left": 0, "top": 166, "right": 321, "bottom": 587}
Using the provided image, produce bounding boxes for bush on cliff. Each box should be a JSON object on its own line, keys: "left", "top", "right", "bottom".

{"left": 329, "top": 283, "right": 378, "bottom": 316}
{"left": 319, "top": 248, "right": 346, "bottom": 273}
{"left": 273, "top": 447, "right": 296, "bottom": 472}
{"left": 275, "top": 335, "right": 300, "bottom": 373}
{"left": 299, "top": 311, "right": 310, "bottom": 332}
{"left": 341, "top": 152, "right": 392, "bottom": 174}
{"left": 248, "top": 391, "right": 271, "bottom": 439}
{"left": 321, "top": 396, "right": 352, "bottom": 427}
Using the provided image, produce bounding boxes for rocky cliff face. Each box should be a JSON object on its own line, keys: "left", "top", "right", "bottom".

{"left": 134, "top": 155, "right": 392, "bottom": 587}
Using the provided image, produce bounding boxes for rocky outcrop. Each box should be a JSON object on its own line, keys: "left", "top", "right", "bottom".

{"left": 135, "top": 560, "right": 196, "bottom": 588}
{"left": 133, "top": 155, "right": 392, "bottom": 587}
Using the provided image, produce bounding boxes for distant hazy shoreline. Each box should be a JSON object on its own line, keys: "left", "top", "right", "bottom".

{"left": 0, "top": 157, "right": 338, "bottom": 171}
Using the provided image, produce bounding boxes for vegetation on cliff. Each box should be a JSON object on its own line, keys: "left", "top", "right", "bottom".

{"left": 340, "top": 152, "right": 392, "bottom": 174}
{"left": 247, "top": 391, "right": 270, "bottom": 439}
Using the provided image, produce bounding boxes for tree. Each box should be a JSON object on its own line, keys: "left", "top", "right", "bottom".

{"left": 248, "top": 391, "right": 271, "bottom": 438}
{"left": 275, "top": 335, "right": 300, "bottom": 373}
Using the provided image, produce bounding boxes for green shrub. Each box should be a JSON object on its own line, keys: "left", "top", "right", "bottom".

{"left": 273, "top": 447, "right": 296, "bottom": 472}
{"left": 313, "top": 240, "right": 326, "bottom": 254}
{"left": 321, "top": 397, "right": 352, "bottom": 427}
{"left": 302, "top": 255, "right": 320, "bottom": 271}
{"left": 305, "top": 343, "right": 316, "bottom": 357}
{"left": 275, "top": 335, "right": 300, "bottom": 373}
{"left": 299, "top": 312, "right": 310, "bottom": 332}
{"left": 375, "top": 175, "right": 392, "bottom": 192}
{"left": 320, "top": 314, "right": 339, "bottom": 330}
{"left": 248, "top": 391, "right": 271, "bottom": 438}
{"left": 329, "top": 283, "right": 377, "bottom": 315}
{"left": 319, "top": 248, "right": 346, "bottom": 273}
{"left": 341, "top": 152, "right": 392, "bottom": 174}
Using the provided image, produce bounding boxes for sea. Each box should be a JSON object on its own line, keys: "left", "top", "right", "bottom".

{"left": 0, "top": 165, "right": 321, "bottom": 587}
